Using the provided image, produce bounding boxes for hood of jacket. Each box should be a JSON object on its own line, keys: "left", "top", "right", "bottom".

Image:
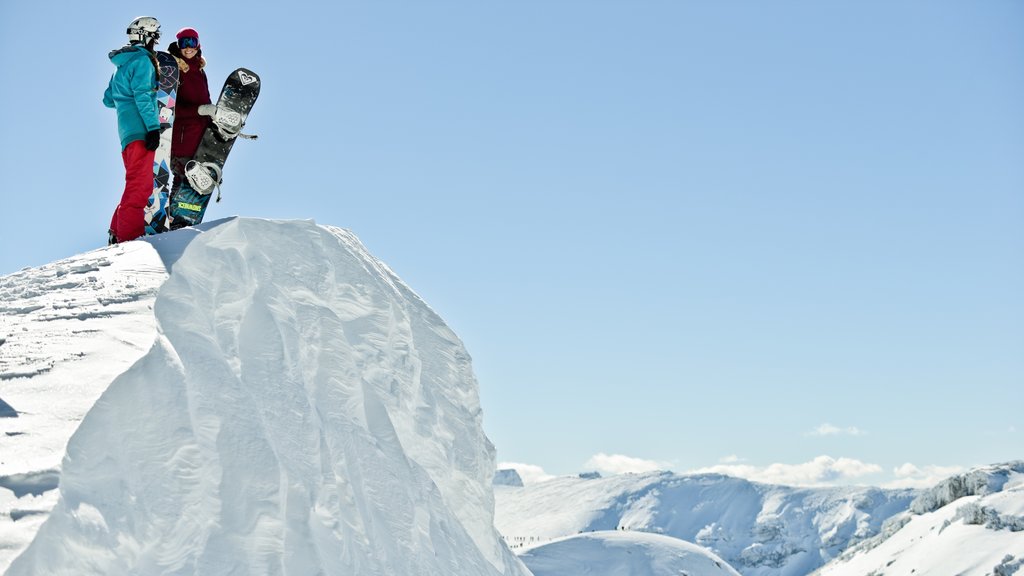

{"left": 108, "top": 44, "right": 152, "bottom": 67}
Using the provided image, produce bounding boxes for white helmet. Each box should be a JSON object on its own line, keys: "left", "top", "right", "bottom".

{"left": 126, "top": 16, "right": 161, "bottom": 45}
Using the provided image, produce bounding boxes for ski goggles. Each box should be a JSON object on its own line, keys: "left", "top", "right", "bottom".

{"left": 179, "top": 36, "right": 199, "bottom": 49}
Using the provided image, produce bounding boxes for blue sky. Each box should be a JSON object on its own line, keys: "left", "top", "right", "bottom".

{"left": 1, "top": 1, "right": 1022, "bottom": 486}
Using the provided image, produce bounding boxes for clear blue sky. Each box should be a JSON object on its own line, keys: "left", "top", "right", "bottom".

{"left": 1, "top": 1, "right": 1021, "bottom": 486}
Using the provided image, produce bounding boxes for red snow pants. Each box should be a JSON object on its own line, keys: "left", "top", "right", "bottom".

{"left": 109, "top": 140, "right": 154, "bottom": 243}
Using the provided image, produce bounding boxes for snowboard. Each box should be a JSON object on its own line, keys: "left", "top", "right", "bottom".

{"left": 145, "top": 51, "right": 179, "bottom": 235}
{"left": 168, "top": 68, "right": 260, "bottom": 229}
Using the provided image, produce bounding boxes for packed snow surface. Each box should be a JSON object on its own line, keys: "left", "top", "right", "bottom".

{"left": 520, "top": 531, "right": 741, "bottom": 576}
{"left": 1, "top": 218, "right": 529, "bottom": 576}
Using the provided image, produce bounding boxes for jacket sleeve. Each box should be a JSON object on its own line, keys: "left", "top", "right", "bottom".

{"left": 130, "top": 56, "right": 160, "bottom": 132}
{"left": 200, "top": 71, "right": 212, "bottom": 105}
{"left": 102, "top": 80, "right": 115, "bottom": 109}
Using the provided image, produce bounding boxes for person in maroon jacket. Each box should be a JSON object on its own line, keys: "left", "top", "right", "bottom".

{"left": 168, "top": 27, "right": 212, "bottom": 197}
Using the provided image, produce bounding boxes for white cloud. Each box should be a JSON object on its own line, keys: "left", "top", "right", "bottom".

{"left": 497, "top": 462, "right": 555, "bottom": 485}
{"left": 719, "top": 455, "right": 744, "bottom": 464}
{"left": 583, "top": 453, "right": 670, "bottom": 476}
{"left": 809, "top": 423, "right": 866, "bottom": 437}
{"left": 693, "top": 455, "right": 882, "bottom": 486}
{"left": 882, "top": 463, "right": 965, "bottom": 489}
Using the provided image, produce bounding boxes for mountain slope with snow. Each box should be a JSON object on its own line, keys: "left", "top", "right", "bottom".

{"left": 1, "top": 218, "right": 528, "bottom": 576}
{"left": 1, "top": 240, "right": 168, "bottom": 568}
{"left": 495, "top": 471, "right": 917, "bottom": 576}
{"left": 813, "top": 462, "right": 1024, "bottom": 576}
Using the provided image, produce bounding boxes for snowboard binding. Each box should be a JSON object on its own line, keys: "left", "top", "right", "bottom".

{"left": 199, "top": 104, "right": 258, "bottom": 141}
{"left": 185, "top": 160, "right": 224, "bottom": 201}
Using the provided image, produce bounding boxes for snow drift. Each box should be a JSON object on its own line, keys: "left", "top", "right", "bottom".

{"left": 4, "top": 218, "right": 529, "bottom": 576}
{"left": 520, "top": 531, "right": 741, "bottom": 576}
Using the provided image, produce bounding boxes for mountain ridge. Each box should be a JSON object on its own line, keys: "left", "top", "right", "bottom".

{"left": 495, "top": 468, "right": 916, "bottom": 576}
{"left": 812, "top": 461, "right": 1024, "bottom": 576}
{"left": 495, "top": 463, "right": 1024, "bottom": 576}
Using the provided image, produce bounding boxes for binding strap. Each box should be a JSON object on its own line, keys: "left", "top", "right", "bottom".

{"left": 185, "top": 160, "right": 224, "bottom": 201}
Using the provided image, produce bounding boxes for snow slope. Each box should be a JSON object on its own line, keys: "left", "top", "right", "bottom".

{"left": 1, "top": 240, "right": 168, "bottom": 568}
{"left": 495, "top": 471, "right": 917, "bottom": 576}
{"left": 1, "top": 218, "right": 529, "bottom": 576}
{"left": 520, "top": 531, "right": 741, "bottom": 576}
{"left": 813, "top": 462, "right": 1024, "bottom": 576}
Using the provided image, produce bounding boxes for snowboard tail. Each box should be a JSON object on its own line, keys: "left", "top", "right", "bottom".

{"left": 169, "top": 68, "right": 260, "bottom": 229}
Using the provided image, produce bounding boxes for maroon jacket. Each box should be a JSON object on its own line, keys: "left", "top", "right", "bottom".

{"left": 169, "top": 42, "right": 212, "bottom": 158}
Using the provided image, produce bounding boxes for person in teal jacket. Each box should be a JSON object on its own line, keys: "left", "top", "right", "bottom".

{"left": 103, "top": 16, "right": 162, "bottom": 245}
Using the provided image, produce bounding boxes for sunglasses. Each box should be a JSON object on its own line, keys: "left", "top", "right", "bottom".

{"left": 179, "top": 36, "right": 199, "bottom": 49}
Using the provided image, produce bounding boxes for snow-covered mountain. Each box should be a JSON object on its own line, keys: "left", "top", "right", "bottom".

{"left": 813, "top": 462, "right": 1024, "bottom": 576}
{"left": 494, "top": 470, "right": 918, "bottom": 576}
{"left": 5, "top": 217, "right": 1021, "bottom": 576}
{"left": 520, "top": 530, "right": 741, "bottom": 576}
{"left": 0, "top": 218, "right": 529, "bottom": 575}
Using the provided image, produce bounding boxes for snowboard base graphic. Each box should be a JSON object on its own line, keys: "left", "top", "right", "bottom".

{"left": 145, "top": 51, "right": 179, "bottom": 235}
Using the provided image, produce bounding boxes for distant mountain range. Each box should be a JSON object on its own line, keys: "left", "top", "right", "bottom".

{"left": 495, "top": 462, "right": 1024, "bottom": 576}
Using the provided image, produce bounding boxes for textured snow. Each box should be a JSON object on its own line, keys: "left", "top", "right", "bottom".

{"left": 520, "top": 531, "right": 742, "bottom": 576}
{"left": 1, "top": 218, "right": 528, "bottom": 576}
{"left": 495, "top": 471, "right": 917, "bottom": 576}
{"left": 0, "top": 241, "right": 167, "bottom": 568}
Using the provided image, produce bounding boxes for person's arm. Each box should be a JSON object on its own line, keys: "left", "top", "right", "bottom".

{"left": 130, "top": 56, "right": 160, "bottom": 131}
{"left": 102, "top": 80, "right": 115, "bottom": 108}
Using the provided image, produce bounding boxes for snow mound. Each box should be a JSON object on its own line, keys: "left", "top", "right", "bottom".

{"left": 495, "top": 471, "right": 916, "bottom": 576}
{"left": 519, "top": 531, "right": 741, "bottom": 576}
{"left": 5, "top": 218, "right": 528, "bottom": 576}
{"left": 814, "top": 462, "right": 1024, "bottom": 576}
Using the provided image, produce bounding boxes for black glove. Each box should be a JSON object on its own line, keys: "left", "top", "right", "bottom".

{"left": 144, "top": 129, "right": 160, "bottom": 151}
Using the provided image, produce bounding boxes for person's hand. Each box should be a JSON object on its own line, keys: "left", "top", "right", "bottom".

{"left": 144, "top": 129, "right": 160, "bottom": 151}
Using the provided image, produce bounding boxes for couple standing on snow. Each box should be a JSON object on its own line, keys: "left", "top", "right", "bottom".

{"left": 103, "top": 16, "right": 212, "bottom": 244}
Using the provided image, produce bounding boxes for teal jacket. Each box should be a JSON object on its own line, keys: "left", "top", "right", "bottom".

{"left": 103, "top": 45, "right": 159, "bottom": 150}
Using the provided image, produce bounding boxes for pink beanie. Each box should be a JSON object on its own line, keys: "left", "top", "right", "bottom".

{"left": 176, "top": 27, "right": 200, "bottom": 48}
